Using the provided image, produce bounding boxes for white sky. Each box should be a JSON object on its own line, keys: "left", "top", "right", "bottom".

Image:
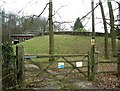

{"left": 0, "top": 0, "right": 119, "bottom": 32}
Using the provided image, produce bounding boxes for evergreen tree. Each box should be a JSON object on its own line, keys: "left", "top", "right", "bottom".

{"left": 73, "top": 17, "right": 83, "bottom": 31}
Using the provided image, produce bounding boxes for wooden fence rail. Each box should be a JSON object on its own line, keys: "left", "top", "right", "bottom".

{"left": 25, "top": 54, "right": 90, "bottom": 78}
{"left": 24, "top": 54, "right": 88, "bottom": 58}
{"left": 93, "top": 52, "right": 119, "bottom": 81}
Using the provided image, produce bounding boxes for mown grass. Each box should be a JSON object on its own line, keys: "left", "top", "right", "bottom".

{"left": 13, "top": 35, "right": 113, "bottom": 56}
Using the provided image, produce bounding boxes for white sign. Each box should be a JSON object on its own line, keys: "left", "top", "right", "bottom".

{"left": 58, "top": 62, "right": 64, "bottom": 68}
{"left": 76, "top": 62, "right": 82, "bottom": 67}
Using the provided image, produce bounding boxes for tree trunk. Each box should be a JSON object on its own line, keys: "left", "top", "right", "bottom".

{"left": 99, "top": 0, "right": 109, "bottom": 59}
{"left": 118, "top": 40, "right": 120, "bottom": 87}
{"left": 0, "top": 11, "right": 2, "bottom": 90}
{"left": 107, "top": 1, "right": 117, "bottom": 57}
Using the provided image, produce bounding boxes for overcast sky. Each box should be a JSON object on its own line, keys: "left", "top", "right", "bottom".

{"left": 0, "top": 0, "right": 119, "bottom": 32}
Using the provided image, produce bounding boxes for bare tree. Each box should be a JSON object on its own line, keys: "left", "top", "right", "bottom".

{"left": 107, "top": 0, "right": 117, "bottom": 56}
{"left": 99, "top": 0, "right": 109, "bottom": 59}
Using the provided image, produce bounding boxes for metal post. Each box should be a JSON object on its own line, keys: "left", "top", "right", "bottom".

{"left": 90, "top": 0, "right": 95, "bottom": 81}
{"left": 49, "top": 0, "right": 54, "bottom": 59}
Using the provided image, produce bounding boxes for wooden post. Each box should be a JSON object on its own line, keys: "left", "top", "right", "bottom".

{"left": 94, "top": 52, "right": 98, "bottom": 81}
{"left": 49, "top": 0, "right": 54, "bottom": 60}
{"left": 87, "top": 53, "right": 90, "bottom": 81}
{"left": 118, "top": 39, "right": 120, "bottom": 87}
{"left": 0, "top": 10, "right": 2, "bottom": 90}
{"left": 16, "top": 45, "right": 25, "bottom": 88}
{"left": 90, "top": 0, "right": 95, "bottom": 81}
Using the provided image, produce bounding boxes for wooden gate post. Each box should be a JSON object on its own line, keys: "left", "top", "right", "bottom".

{"left": 90, "top": 51, "right": 95, "bottom": 81}
{"left": 16, "top": 45, "right": 25, "bottom": 88}
{"left": 88, "top": 52, "right": 91, "bottom": 81}
{"left": 94, "top": 52, "right": 98, "bottom": 81}
{"left": 90, "top": 51, "right": 98, "bottom": 81}
{"left": 90, "top": 0, "right": 95, "bottom": 81}
{"left": 118, "top": 40, "right": 120, "bottom": 87}
{"left": 49, "top": 0, "right": 54, "bottom": 58}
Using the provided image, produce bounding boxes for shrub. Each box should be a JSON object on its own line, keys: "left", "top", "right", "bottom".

{"left": 2, "top": 42, "right": 17, "bottom": 90}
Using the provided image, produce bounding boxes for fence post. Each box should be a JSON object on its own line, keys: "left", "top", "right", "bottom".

{"left": 118, "top": 40, "right": 120, "bottom": 87}
{"left": 90, "top": 52, "right": 95, "bottom": 81}
{"left": 94, "top": 52, "right": 98, "bottom": 81}
{"left": 88, "top": 52, "right": 91, "bottom": 80}
{"left": 90, "top": 51, "right": 98, "bottom": 81}
{"left": 16, "top": 45, "right": 25, "bottom": 88}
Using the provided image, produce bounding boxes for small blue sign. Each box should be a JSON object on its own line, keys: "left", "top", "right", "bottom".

{"left": 58, "top": 62, "right": 64, "bottom": 68}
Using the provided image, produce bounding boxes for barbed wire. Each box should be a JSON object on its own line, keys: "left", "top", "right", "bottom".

{"left": 53, "top": 4, "right": 68, "bottom": 16}
{"left": 83, "top": 16, "right": 91, "bottom": 28}
{"left": 52, "top": 1, "right": 101, "bottom": 31}
{"left": 106, "top": 21, "right": 118, "bottom": 30}
{"left": 33, "top": 3, "right": 49, "bottom": 18}
{"left": 17, "top": 0, "right": 36, "bottom": 14}
{"left": 79, "top": 3, "right": 100, "bottom": 21}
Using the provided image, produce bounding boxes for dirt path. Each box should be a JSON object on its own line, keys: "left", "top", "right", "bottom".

{"left": 25, "top": 64, "right": 119, "bottom": 89}
{"left": 25, "top": 64, "right": 97, "bottom": 89}
{"left": 31, "top": 79, "right": 97, "bottom": 89}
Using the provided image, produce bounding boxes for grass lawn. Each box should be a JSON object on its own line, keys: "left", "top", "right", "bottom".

{"left": 14, "top": 35, "right": 112, "bottom": 56}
